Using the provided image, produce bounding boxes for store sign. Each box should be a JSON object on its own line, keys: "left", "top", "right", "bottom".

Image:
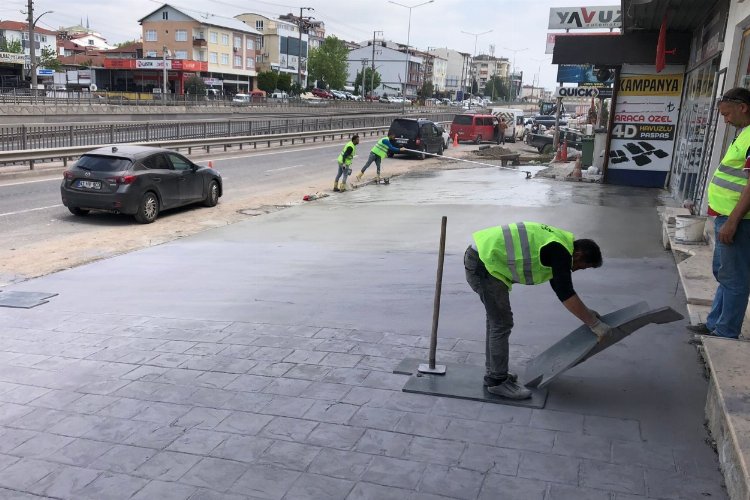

{"left": 557, "top": 64, "right": 614, "bottom": 84}
{"left": 548, "top": 6, "right": 621, "bottom": 30}
{"left": 0, "top": 52, "right": 25, "bottom": 64}
{"left": 610, "top": 67, "right": 684, "bottom": 173}
{"left": 546, "top": 34, "right": 556, "bottom": 54}
{"left": 136, "top": 59, "right": 171, "bottom": 69}
{"left": 579, "top": 82, "right": 613, "bottom": 98}
{"left": 36, "top": 68, "right": 54, "bottom": 76}
{"left": 554, "top": 86, "right": 599, "bottom": 98}
{"left": 103, "top": 59, "right": 208, "bottom": 71}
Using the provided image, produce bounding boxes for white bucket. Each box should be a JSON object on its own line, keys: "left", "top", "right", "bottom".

{"left": 674, "top": 215, "right": 706, "bottom": 243}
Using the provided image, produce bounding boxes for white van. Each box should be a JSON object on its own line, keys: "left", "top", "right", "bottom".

{"left": 232, "top": 93, "right": 251, "bottom": 104}
{"left": 491, "top": 107, "right": 525, "bottom": 142}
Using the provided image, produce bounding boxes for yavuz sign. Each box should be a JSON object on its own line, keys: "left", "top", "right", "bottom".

{"left": 548, "top": 6, "right": 622, "bottom": 30}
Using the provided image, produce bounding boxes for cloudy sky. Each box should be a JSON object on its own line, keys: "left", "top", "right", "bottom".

{"left": 2, "top": 0, "right": 619, "bottom": 88}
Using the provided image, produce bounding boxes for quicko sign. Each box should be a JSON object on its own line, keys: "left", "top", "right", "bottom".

{"left": 554, "top": 87, "right": 599, "bottom": 98}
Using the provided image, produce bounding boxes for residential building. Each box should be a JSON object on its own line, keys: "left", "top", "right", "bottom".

{"left": 235, "top": 13, "right": 309, "bottom": 86}
{"left": 429, "top": 54, "right": 447, "bottom": 92}
{"left": 470, "top": 54, "right": 510, "bottom": 95}
{"left": 278, "top": 13, "right": 325, "bottom": 51}
{"left": 347, "top": 42, "right": 423, "bottom": 97}
{"left": 428, "top": 47, "right": 471, "bottom": 99}
{"left": 132, "top": 3, "right": 261, "bottom": 94}
{"left": 0, "top": 20, "right": 57, "bottom": 84}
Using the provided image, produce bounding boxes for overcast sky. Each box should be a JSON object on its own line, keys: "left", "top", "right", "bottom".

{"left": 2, "top": 0, "right": 619, "bottom": 88}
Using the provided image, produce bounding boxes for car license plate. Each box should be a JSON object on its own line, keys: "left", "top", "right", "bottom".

{"left": 395, "top": 138, "right": 407, "bottom": 144}
{"left": 75, "top": 180, "right": 101, "bottom": 190}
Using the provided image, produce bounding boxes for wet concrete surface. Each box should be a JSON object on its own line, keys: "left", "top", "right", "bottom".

{"left": 0, "top": 166, "right": 725, "bottom": 499}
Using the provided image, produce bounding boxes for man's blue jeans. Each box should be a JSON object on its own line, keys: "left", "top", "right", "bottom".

{"left": 705, "top": 216, "right": 750, "bottom": 338}
{"left": 360, "top": 153, "right": 382, "bottom": 175}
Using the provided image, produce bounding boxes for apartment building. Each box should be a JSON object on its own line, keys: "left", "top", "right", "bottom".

{"left": 428, "top": 47, "right": 471, "bottom": 99}
{"left": 0, "top": 20, "right": 57, "bottom": 85}
{"left": 347, "top": 42, "right": 423, "bottom": 97}
{"left": 470, "top": 54, "right": 510, "bottom": 94}
{"left": 235, "top": 13, "right": 309, "bottom": 86}
{"left": 126, "top": 3, "right": 261, "bottom": 94}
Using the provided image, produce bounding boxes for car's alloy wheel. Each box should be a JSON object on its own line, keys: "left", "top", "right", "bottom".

{"left": 135, "top": 192, "right": 159, "bottom": 224}
{"left": 203, "top": 180, "right": 219, "bottom": 207}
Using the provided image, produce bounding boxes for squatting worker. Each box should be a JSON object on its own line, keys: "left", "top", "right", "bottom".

{"left": 464, "top": 222, "right": 609, "bottom": 400}
{"left": 688, "top": 87, "right": 750, "bottom": 342}
{"left": 355, "top": 133, "right": 404, "bottom": 182}
{"left": 334, "top": 134, "right": 359, "bottom": 192}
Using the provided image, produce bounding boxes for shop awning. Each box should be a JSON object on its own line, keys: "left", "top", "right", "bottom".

{"left": 552, "top": 31, "right": 691, "bottom": 66}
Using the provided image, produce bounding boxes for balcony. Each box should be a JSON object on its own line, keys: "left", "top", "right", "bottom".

{"left": 192, "top": 37, "right": 207, "bottom": 47}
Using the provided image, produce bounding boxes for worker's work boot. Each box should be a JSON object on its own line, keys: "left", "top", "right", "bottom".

{"left": 339, "top": 182, "right": 347, "bottom": 192}
{"left": 486, "top": 379, "right": 532, "bottom": 400}
{"left": 356, "top": 171, "right": 364, "bottom": 181}
{"left": 686, "top": 322, "right": 710, "bottom": 334}
{"left": 333, "top": 182, "right": 340, "bottom": 192}
{"left": 375, "top": 173, "right": 381, "bottom": 182}
{"left": 483, "top": 373, "right": 517, "bottom": 387}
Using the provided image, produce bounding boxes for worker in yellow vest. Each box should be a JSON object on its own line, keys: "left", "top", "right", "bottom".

{"left": 465, "top": 222, "right": 607, "bottom": 399}
{"left": 334, "top": 134, "right": 359, "bottom": 192}
{"left": 355, "top": 133, "right": 404, "bottom": 182}
{"left": 688, "top": 87, "right": 750, "bottom": 342}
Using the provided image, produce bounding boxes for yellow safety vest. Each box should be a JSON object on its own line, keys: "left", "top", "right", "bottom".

{"left": 337, "top": 141, "right": 357, "bottom": 166}
{"left": 473, "top": 222, "right": 575, "bottom": 289}
{"left": 371, "top": 137, "right": 390, "bottom": 159}
{"left": 708, "top": 125, "right": 750, "bottom": 217}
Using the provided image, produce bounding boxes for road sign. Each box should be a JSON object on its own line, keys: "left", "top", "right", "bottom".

{"left": 36, "top": 68, "right": 54, "bottom": 76}
{"left": 554, "top": 86, "right": 599, "bottom": 98}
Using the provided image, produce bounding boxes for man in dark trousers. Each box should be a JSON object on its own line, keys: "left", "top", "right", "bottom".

{"left": 334, "top": 134, "right": 359, "bottom": 192}
{"left": 464, "top": 222, "right": 609, "bottom": 399}
{"left": 355, "top": 133, "right": 403, "bottom": 182}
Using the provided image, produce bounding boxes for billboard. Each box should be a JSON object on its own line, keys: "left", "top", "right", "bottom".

{"left": 548, "top": 6, "right": 621, "bottom": 30}
{"left": 556, "top": 64, "right": 614, "bottom": 84}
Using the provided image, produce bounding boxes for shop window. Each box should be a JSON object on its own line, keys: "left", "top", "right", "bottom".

{"left": 146, "top": 30, "right": 157, "bottom": 42}
{"left": 175, "top": 30, "right": 187, "bottom": 42}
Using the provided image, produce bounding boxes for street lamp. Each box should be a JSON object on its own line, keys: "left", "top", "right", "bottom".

{"left": 528, "top": 56, "right": 551, "bottom": 101}
{"left": 27, "top": 8, "right": 54, "bottom": 91}
{"left": 503, "top": 46, "right": 528, "bottom": 101}
{"left": 388, "top": 0, "right": 434, "bottom": 113}
{"left": 461, "top": 29, "right": 492, "bottom": 106}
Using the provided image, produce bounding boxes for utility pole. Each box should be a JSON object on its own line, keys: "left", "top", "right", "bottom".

{"left": 162, "top": 45, "right": 168, "bottom": 101}
{"left": 462, "top": 29, "right": 492, "bottom": 109}
{"left": 360, "top": 58, "right": 368, "bottom": 94}
{"left": 27, "top": 0, "right": 37, "bottom": 91}
{"left": 296, "top": 7, "right": 314, "bottom": 88}
{"left": 370, "top": 30, "right": 382, "bottom": 97}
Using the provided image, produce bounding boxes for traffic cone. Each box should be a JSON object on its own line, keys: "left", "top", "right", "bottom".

{"left": 208, "top": 160, "right": 214, "bottom": 168}
{"left": 452, "top": 134, "right": 459, "bottom": 147}
{"left": 554, "top": 144, "right": 561, "bottom": 162}
{"left": 561, "top": 140, "right": 568, "bottom": 162}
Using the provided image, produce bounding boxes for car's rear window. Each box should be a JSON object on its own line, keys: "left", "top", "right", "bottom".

{"left": 452, "top": 115, "right": 473, "bottom": 125}
{"left": 389, "top": 119, "right": 419, "bottom": 136}
{"left": 76, "top": 154, "right": 132, "bottom": 172}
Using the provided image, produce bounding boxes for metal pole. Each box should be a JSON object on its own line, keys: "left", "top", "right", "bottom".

{"left": 162, "top": 46, "right": 168, "bottom": 99}
{"left": 27, "top": 0, "right": 36, "bottom": 92}
{"left": 553, "top": 96, "right": 562, "bottom": 150}
{"left": 419, "top": 216, "right": 447, "bottom": 375}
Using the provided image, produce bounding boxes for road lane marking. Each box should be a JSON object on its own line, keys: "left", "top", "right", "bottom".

{"left": 264, "top": 164, "right": 305, "bottom": 173}
{"left": 0, "top": 204, "right": 63, "bottom": 218}
{"left": 195, "top": 140, "right": 378, "bottom": 164}
{"left": 0, "top": 177, "right": 61, "bottom": 188}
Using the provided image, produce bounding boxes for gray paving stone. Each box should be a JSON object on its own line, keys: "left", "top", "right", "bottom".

{"left": 361, "top": 371, "right": 407, "bottom": 391}
{"left": 49, "top": 414, "right": 106, "bottom": 438}
{"left": 356, "top": 356, "right": 399, "bottom": 372}
{"left": 261, "top": 377, "right": 312, "bottom": 397}
{"left": 82, "top": 417, "right": 144, "bottom": 443}
{"left": 210, "top": 434, "right": 274, "bottom": 463}
{"left": 9, "top": 407, "right": 71, "bottom": 431}
{"left": 27, "top": 390, "right": 83, "bottom": 410}
{"left": 529, "top": 409, "right": 585, "bottom": 433}
{"left": 346, "top": 482, "right": 412, "bottom": 500}
{"left": 251, "top": 347, "right": 295, "bottom": 362}
{"left": 323, "top": 368, "right": 371, "bottom": 386}
{"left": 180, "top": 457, "right": 247, "bottom": 491}
{"left": 121, "top": 365, "right": 170, "bottom": 382}
{"left": 245, "top": 360, "right": 294, "bottom": 377}
{"left": 304, "top": 402, "right": 358, "bottom": 424}
{"left": 395, "top": 413, "right": 451, "bottom": 439}
{"left": 517, "top": 450, "right": 580, "bottom": 485}
{"left": 10, "top": 432, "right": 74, "bottom": 459}
{"left": 320, "top": 353, "right": 363, "bottom": 368}
{"left": 224, "top": 374, "right": 274, "bottom": 393}
{"left": 303, "top": 381, "right": 353, "bottom": 401}
{"left": 214, "top": 411, "right": 274, "bottom": 435}
{"left": 134, "top": 450, "right": 202, "bottom": 481}
{"left": 95, "top": 398, "right": 151, "bottom": 419}
{"left": 126, "top": 423, "right": 186, "bottom": 450}
{"left": 497, "top": 424, "right": 555, "bottom": 453}
{"left": 477, "top": 404, "right": 532, "bottom": 425}
{"left": 418, "top": 464, "right": 484, "bottom": 500}
{"left": 672, "top": 447, "right": 721, "bottom": 480}
{"left": 133, "top": 401, "right": 192, "bottom": 424}
{"left": 131, "top": 479, "right": 197, "bottom": 500}
{"left": 186, "top": 387, "right": 236, "bottom": 408}
{"left": 305, "top": 423, "right": 366, "bottom": 451}
{"left": 30, "top": 465, "right": 100, "bottom": 498}
{"left": 348, "top": 407, "right": 405, "bottom": 431}
{"left": 184, "top": 343, "right": 228, "bottom": 356}
{"left": 363, "top": 455, "right": 426, "bottom": 489}
{"left": 259, "top": 440, "right": 322, "bottom": 471}
{"left": 478, "top": 473, "right": 547, "bottom": 500}
{"left": 611, "top": 440, "right": 676, "bottom": 471}
{"left": 167, "top": 429, "right": 230, "bottom": 455}
{"left": 644, "top": 467, "right": 727, "bottom": 499}
{"left": 315, "top": 340, "right": 356, "bottom": 353}
{"left": 260, "top": 416, "right": 318, "bottom": 442}
{"left": 0, "top": 454, "right": 19, "bottom": 472}
{"left": 284, "top": 364, "right": 331, "bottom": 381}
{"left": 258, "top": 395, "right": 315, "bottom": 418}
{"left": 0, "top": 403, "right": 35, "bottom": 424}
{"left": 187, "top": 488, "right": 251, "bottom": 500}
{"left": 584, "top": 415, "right": 642, "bottom": 442}
{"left": 285, "top": 473, "right": 354, "bottom": 500}
{"left": 155, "top": 368, "right": 202, "bottom": 386}
{"left": 552, "top": 431, "right": 613, "bottom": 461}
{"left": 403, "top": 436, "right": 465, "bottom": 466}
{"left": 173, "top": 407, "right": 233, "bottom": 430}
{"left": 62, "top": 394, "right": 118, "bottom": 414}
{"left": 90, "top": 444, "right": 156, "bottom": 474}
{"left": 222, "top": 392, "right": 275, "bottom": 413}
{"left": 284, "top": 350, "right": 328, "bottom": 364}
{"left": 459, "top": 443, "right": 520, "bottom": 475}
{"left": 341, "top": 387, "right": 394, "bottom": 407}
{"left": 308, "top": 448, "right": 373, "bottom": 480}
{"left": 546, "top": 483, "right": 612, "bottom": 500}
{"left": 385, "top": 392, "right": 437, "bottom": 414}
{"left": 580, "top": 458, "right": 646, "bottom": 495}
{"left": 0, "top": 457, "right": 60, "bottom": 490}
{"left": 443, "top": 418, "right": 501, "bottom": 445}
{"left": 230, "top": 463, "right": 301, "bottom": 499}
{"left": 45, "top": 438, "right": 114, "bottom": 467}
{"left": 431, "top": 398, "right": 483, "bottom": 420}
{"left": 355, "top": 429, "right": 411, "bottom": 457}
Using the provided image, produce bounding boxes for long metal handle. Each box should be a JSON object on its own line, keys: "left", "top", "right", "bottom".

{"left": 429, "top": 216, "right": 447, "bottom": 369}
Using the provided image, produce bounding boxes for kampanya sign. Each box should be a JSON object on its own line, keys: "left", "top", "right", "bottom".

{"left": 619, "top": 75, "right": 682, "bottom": 96}
{"left": 548, "top": 6, "right": 622, "bottom": 30}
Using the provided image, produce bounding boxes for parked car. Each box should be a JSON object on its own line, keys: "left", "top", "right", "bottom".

{"left": 270, "top": 91, "right": 288, "bottom": 99}
{"left": 450, "top": 113, "right": 501, "bottom": 144}
{"left": 526, "top": 128, "right": 583, "bottom": 154}
{"left": 533, "top": 114, "right": 568, "bottom": 128}
{"left": 311, "top": 88, "right": 333, "bottom": 99}
{"left": 231, "top": 93, "right": 251, "bottom": 104}
{"left": 387, "top": 118, "right": 445, "bottom": 159}
{"left": 60, "top": 146, "right": 223, "bottom": 224}
{"left": 436, "top": 124, "right": 451, "bottom": 148}
{"left": 330, "top": 90, "right": 347, "bottom": 99}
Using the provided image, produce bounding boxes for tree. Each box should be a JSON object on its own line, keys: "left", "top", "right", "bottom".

{"left": 353, "top": 67, "right": 381, "bottom": 95}
{"left": 290, "top": 82, "right": 303, "bottom": 96}
{"left": 484, "top": 76, "right": 509, "bottom": 101}
{"left": 276, "top": 73, "right": 292, "bottom": 92}
{"left": 0, "top": 38, "right": 22, "bottom": 53}
{"left": 471, "top": 78, "right": 478, "bottom": 96}
{"left": 114, "top": 39, "right": 140, "bottom": 48}
{"left": 39, "top": 47, "right": 61, "bottom": 71}
{"left": 419, "top": 81, "right": 434, "bottom": 99}
{"left": 257, "top": 71, "right": 278, "bottom": 94}
{"left": 307, "top": 36, "right": 349, "bottom": 90}
{"left": 184, "top": 75, "right": 206, "bottom": 96}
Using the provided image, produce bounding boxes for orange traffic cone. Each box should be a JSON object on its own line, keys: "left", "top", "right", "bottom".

{"left": 561, "top": 140, "right": 568, "bottom": 162}
{"left": 208, "top": 160, "right": 214, "bottom": 168}
{"left": 452, "top": 134, "right": 459, "bottom": 147}
{"left": 554, "top": 144, "right": 561, "bottom": 162}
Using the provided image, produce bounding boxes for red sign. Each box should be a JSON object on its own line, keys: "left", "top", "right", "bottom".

{"left": 103, "top": 59, "right": 207, "bottom": 71}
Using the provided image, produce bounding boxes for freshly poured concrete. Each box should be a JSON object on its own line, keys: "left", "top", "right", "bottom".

{"left": 0, "top": 167, "right": 726, "bottom": 499}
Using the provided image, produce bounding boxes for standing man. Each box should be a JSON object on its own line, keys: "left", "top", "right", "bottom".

{"left": 355, "top": 133, "right": 404, "bottom": 182}
{"left": 464, "top": 222, "right": 608, "bottom": 399}
{"left": 497, "top": 118, "right": 508, "bottom": 145}
{"left": 334, "top": 134, "right": 359, "bottom": 192}
{"left": 688, "top": 87, "right": 750, "bottom": 342}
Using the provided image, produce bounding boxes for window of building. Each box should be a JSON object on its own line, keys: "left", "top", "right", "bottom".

{"left": 256, "top": 20, "right": 264, "bottom": 30}
{"left": 174, "top": 50, "right": 187, "bottom": 59}
{"left": 246, "top": 38, "right": 254, "bottom": 50}
{"left": 221, "top": 53, "right": 229, "bottom": 65}
{"left": 234, "top": 55, "right": 241, "bottom": 66}
{"left": 162, "top": 10, "right": 168, "bottom": 20}
{"left": 147, "top": 51, "right": 157, "bottom": 58}
{"left": 145, "top": 30, "right": 157, "bottom": 42}
{"left": 221, "top": 34, "right": 229, "bottom": 45}
{"left": 234, "top": 36, "right": 242, "bottom": 48}
{"left": 209, "top": 52, "right": 218, "bottom": 63}
{"left": 40, "top": 35, "right": 47, "bottom": 43}
{"left": 209, "top": 31, "right": 218, "bottom": 43}
{"left": 256, "top": 55, "right": 262, "bottom": 63}
{"left": 175, "top": 30, "right": 187, "bottom": 42}
{"left": 246, "top": 57, "right": 254, "bottom": 68}
{"left": 88, "top": 39, "right": 94, "bottom": 45}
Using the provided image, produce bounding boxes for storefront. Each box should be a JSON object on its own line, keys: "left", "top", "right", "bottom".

{"left": 0, "top": 51, "right": 25, "bottom": 87}
{"left": 101, "top": 59, "right": 208, "bottom": 94}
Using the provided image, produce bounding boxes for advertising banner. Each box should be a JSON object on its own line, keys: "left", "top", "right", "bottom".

{"left": 557, "top": 64, "right": 614, "bottom": 84}
{"left": 548, "top": 6, "right": 622, "bottom": 30}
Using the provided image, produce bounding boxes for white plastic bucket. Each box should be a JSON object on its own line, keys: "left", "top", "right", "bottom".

{"left": 674, "top": 215, "right": 706, "bottom": 243}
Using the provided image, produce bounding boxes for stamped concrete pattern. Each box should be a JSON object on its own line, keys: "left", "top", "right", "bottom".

{"left": 0, "top": 168, "right": 726, "bottom": 499}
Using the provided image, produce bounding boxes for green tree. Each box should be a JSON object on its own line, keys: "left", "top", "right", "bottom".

{"left": 484, "top": 76, "right": 508, "bottom": 101}
{"left": 276, "top": 73, "right": 292, "bottom": 92}
{"left": 290, "top": 81, "right": 303, "bottom": 96}
{"left": 353, "top": 67, "right": 381, "bottom": 95}
{"left": 471, "top": 78, "right": 478, "bottom": 96}
{"left": 114, "top": 39, "right": 139, "bottom": 48}
{"left": 0, "top": 38, "right": 22, "bottom": 53}
{"left": 257, "top": 71, "right": 278, "bottom": 94}
{"left": 39, "top": 47, "right": 61, "bottom": 71}
{"left": 184, "top": 75, "right": 206, "bottom": 96}
{"left": 419, "top": 80, "right": 434, "bottom": 99}
{"left": 308, "top": 36, "right": 349, "bottom": 90}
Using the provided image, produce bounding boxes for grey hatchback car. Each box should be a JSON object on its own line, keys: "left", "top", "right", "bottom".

{"left": 61, "top": 145, "right": 222, "bottom": 224}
